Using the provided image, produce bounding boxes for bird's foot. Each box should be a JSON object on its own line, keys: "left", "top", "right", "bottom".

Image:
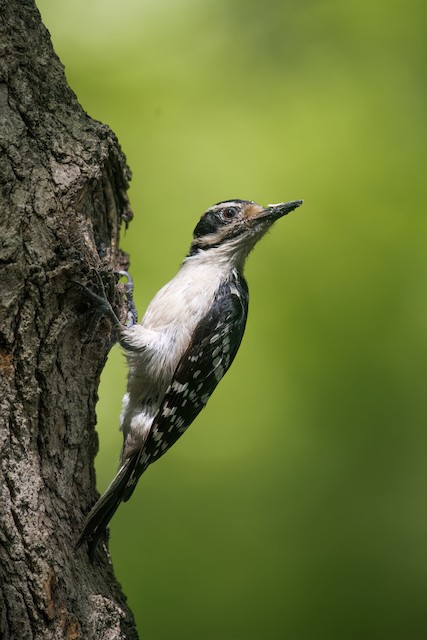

{"left": 73, "top": 271, "right": 137, "bottom": 342}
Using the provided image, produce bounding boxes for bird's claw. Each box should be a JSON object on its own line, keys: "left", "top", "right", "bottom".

{"left": 73, "top": 271, "right": 123, "bottom": 342}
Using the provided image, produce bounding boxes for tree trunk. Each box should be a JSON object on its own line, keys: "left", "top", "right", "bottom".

{"left": 0, "top": 1, "right": 139, "bottom": 638}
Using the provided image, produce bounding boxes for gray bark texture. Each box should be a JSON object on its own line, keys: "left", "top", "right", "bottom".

{"left": 0, "top": 1, "right": 139, "bottom": 638}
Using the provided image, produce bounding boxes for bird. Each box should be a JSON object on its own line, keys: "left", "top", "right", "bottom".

{"left": 76, "top": 198, "right": 302, "bottom": 557}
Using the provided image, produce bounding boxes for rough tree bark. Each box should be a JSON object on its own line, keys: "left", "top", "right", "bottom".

{"left": 0, "top": 1, "right": 139, "bottom": 638}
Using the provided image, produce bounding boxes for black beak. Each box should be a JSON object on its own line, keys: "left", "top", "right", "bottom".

{"left": 263, "top": 200, "right": 303, "bottom": 222}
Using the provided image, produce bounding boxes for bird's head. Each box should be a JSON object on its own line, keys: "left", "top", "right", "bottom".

{"left": 188, "top": 199, "right": 303, "bottom": 267}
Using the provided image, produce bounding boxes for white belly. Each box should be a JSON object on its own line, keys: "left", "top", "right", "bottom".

{"left": 119, "top": 260, "right": 226, "bottom": 456}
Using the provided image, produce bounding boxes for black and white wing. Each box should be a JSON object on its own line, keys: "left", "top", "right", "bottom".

{"left": 122, "top": 277, "right": 249, "bottom": 499}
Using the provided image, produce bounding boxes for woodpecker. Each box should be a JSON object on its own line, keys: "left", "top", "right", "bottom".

{"left": 76, "top": 198, "right": 302, "bottom": 556}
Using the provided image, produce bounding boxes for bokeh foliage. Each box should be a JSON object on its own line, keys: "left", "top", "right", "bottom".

{"left": 37, "top": 0, "right": 427, "bottom": 637}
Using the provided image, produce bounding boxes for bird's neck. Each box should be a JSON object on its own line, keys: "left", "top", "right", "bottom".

{"left": 184, "top": 239, "right": 253, "bottom": 274}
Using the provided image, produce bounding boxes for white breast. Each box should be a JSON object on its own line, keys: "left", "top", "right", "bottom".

{"left": 119, "top": 257, "right": 228, "bottom": 456}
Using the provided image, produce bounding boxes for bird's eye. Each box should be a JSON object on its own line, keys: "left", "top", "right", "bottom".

{"left": 220, "top": 207, "right": 237, "bottom": 222}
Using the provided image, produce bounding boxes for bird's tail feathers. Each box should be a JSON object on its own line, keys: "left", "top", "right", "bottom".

{"left": 75, "top": 452, "right": 139, "bottom": 559}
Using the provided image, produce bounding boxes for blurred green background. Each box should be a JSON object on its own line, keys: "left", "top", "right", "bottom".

{"left": 37, "top": 0, "right": 427, "bottom": 638}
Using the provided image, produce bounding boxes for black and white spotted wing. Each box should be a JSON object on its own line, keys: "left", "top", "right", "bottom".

{"left": 142, "top": 276, "right": 249, "bottom": 469}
